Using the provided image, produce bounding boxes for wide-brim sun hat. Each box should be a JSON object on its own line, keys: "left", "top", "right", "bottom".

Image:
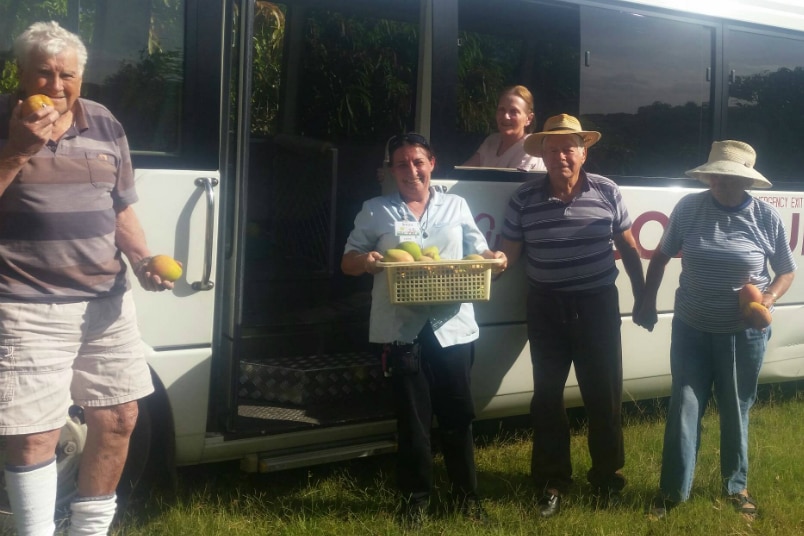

{"left": 685, "top": 140, "right": 772, "bottom": 189}
{"left": 523, "top": 113, "right": 601, "bottom": 157}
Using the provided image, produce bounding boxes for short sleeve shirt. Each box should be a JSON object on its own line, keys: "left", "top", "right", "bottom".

{"left": 344, "top": 188, "right": 490, "bottom": 346}
{"left": 660, "top": 191, "right": 796, "bottom": 333}
{"left": 502, "top": 171, "right": 631, "bottom": 292}
{"left": 0, "top": 96, "right": 137, "bottom": 301}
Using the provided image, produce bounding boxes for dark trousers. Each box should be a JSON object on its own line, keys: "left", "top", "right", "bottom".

{"left": 388, "top": 322, "right": 477, "bottom": 504}
{"left": 527, "top": 284, "right": 625, "bottom": 494}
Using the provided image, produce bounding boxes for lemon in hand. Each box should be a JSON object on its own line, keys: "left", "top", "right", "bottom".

{"left": 21, "top": 94, "right": 54, "bottom": 116}
{"left": 147, "top": 255, "right": 182, "bottom": 282}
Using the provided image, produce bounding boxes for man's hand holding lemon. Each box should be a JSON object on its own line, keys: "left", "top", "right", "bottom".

{"left": 133, "top": 254, "right": 183, "bottom": 291}
{"left": 3, "top": 94, "right": 60, "bottom": 160}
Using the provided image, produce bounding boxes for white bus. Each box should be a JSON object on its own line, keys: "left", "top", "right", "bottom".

{"left": 1, "top": 0, "right": 803, "bottom": 507}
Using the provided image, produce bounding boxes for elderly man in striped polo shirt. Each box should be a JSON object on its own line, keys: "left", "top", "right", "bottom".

{"left": 0, "top": 21, "right": 173, "bottom": 536}
{"left": 501, "top": 114, "right": 646, "bottom": 518}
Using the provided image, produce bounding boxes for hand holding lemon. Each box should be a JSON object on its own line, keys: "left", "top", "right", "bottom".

{"left": 134, "top": 255, "right": 182, "bottom": 291}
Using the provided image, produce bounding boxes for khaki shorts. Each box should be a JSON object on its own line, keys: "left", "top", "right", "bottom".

{"left": 0, "top": 290, "right": 154, "bottom": 435}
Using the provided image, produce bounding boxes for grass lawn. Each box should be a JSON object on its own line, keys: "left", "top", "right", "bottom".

{"left": 110, "top": 385, "right": 804, "bottom": 535}
{"left": 5, "top": 385, "right": 801, "bottom": 535}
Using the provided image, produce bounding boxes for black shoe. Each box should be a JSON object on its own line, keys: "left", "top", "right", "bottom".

{"left": 459, "top": 496, "right": 489, "bottom": 523}
{"left": 538, "top": 492, "right": 561, "bottom": 518}
{"left": 595, "top": 489, "right": 623, "bottom": 509}
{"left": 647, "top": 496, "right": 676, "bottom": 520}
{"left": 726, "top": 492, "right": 758, "bottom": 518}
{"left": 397, "top": 500, "right": 428, "bottom": 529}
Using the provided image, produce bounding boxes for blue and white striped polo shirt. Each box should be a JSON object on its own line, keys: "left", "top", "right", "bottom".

{"left": 661, "top": 191, "right": 796, "bottom": 333}
{"left": 502, "top": 171, "right": 631, "bottom": 292}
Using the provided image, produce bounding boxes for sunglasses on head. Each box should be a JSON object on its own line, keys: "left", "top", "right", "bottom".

{"left": 385, "top": 132, "right": 432, "bottom": 163}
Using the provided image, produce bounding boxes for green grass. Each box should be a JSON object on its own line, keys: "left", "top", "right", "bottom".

{"left": 58, "top": 386, "right": 804, "bottom": 534}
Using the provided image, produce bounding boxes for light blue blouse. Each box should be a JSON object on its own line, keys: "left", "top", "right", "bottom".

{"left": 344, "top": 188, "right": 490, "bottom": 346}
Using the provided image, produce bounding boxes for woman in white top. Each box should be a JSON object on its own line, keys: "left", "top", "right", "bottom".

{"left": 462, "top": 85, "right": 546, "bottom": 171}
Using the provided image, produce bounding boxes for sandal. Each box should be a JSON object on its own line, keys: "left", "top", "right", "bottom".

{"left": 727, "top": 492, "right": 758, "bottom": 518}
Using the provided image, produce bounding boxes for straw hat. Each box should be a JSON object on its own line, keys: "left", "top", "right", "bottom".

{"left": 523, "top": 113, "right": 601, "bottom": 157}
{"left": 685, "top": 140, "right": 772, "bottom": 189}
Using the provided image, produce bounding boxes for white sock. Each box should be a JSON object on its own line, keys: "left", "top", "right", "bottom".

{"left": 68, "top": 494, "right": 117, "bottom": 536}
{"left": 4, "top": 457, "right": 58, "bottom": 536}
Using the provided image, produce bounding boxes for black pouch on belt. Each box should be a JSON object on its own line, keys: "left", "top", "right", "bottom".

{"left": 383, "top": 342, "right": 421, "bottom": 376}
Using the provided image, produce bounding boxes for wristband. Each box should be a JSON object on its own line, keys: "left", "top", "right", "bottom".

{"left": 762, "top": 290, "right": 778, "bottom": 303}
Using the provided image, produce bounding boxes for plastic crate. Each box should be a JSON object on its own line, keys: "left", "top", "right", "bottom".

{"left": 376, "top": 259, "right": 502, "bottom": 304}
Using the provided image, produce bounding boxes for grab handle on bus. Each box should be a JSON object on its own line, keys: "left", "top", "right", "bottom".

{"left": 192, "top": 177, "right": 218, "bottom": 291}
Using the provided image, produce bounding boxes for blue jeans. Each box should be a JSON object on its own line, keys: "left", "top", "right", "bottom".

{"left": 659, "top": 317, "right": 768, "bottom": 502}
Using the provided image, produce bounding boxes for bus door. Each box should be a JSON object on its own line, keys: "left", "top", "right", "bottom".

{"left": 215, "top": 0, "right": 424, "bottom": 440}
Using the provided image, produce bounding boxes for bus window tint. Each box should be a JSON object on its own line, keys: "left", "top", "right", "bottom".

{"left": 0, "top": 1, "right": 185, "bottom": 155}
{"left": 251, "top": 1, "right": 286, "bottom": 136}
{"left": 579, "top": 6, "right": 712, "bottom": 178}
{"left": 294, "top": 6, "right": 419, "bottom": 143}
{"left": 725, "top": 29, "right": 804, "bottom": 182}
{"left": 84, "top": 2, "right": 185, "bottom": 154}
{"left": 454, "top": 0, "right": 579, "bottom": 171}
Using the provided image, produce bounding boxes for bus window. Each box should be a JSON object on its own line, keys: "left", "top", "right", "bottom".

{"left": 579, "top": 6, "right": 713, "bottom": 178}
{"left": 453, "top": 0, "right": 579, "bottom": 172}
{"left": 0, "top": 0, "right": 185, "bottom": 156}
{"left": 292, "top": 4, "right": 419, "bottom": 143}
{"left": 725, "top": 29, "right": 804, "bottom": 182}
{"left": 251, "top": 1, "right": 285, "bottom": 136}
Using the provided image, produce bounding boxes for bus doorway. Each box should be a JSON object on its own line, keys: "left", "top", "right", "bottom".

{"left": 217, "top": 0, "right": 424, "bottom": 439}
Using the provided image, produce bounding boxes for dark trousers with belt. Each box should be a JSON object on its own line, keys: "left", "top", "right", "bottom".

{"left": 527, "top": 284, "right": 626, "bottom": 494}
{"left": 387, "top": 322, "right": 477, "bottom": 505}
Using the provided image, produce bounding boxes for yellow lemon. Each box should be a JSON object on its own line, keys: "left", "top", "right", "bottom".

{"left": 147, "top": 255, "right": 182, "bottom": 282}
{"left": 21, "top": 94, "right": 54, "bottom": 116}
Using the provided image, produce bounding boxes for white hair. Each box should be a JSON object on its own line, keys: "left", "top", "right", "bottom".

{"left": 14, "top": 21, "right": 88, "bottom": 75}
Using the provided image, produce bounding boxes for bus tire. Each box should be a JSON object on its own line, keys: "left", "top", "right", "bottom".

{"left": 118, "top": 371, "right": 177, "bottom": 505}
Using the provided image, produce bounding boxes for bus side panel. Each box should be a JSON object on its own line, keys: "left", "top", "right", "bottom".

{"left": 128, "top": 169, "right": 220, "bottom": 465}
{"left": 437, "top": 176, "right": 804, "bottom": 421}
{"left": 146, "top": 347, "right": 213, "bottom": 465}
{"left": 128, "top": 169, "right": 219, "bottom": 348}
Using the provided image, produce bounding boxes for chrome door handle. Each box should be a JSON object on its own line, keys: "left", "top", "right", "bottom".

{"left": 192, "top": 177, "right": 218, "bottom": 291}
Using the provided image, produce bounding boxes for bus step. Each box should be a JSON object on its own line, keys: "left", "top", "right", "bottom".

{"left": 241, "top": 439, "right": 397, "bottom": 473}
{"left": 238, "top": 352, "right": 384, "bottom": 406}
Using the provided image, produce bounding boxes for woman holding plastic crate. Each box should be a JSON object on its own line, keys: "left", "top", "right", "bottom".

{"left": 341, "top": 133, "right": 506, "bottom": 526}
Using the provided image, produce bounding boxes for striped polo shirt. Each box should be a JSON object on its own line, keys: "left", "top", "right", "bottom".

{"left": 502, "top": 171, "right": 631, "bottom": 292}
{"left": 0, "top": 95, "right": 137, "bottom": 301}
{"left": 661, "top": 191, "right": 796, "bottom": 333}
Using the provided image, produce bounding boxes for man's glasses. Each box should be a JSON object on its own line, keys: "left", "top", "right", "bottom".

{"left": 385, "top": 132, "right": 432, "bottom": 163}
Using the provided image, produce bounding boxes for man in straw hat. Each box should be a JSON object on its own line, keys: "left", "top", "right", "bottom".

{"left": 500, "top": 114, "right": 647, "bottom": 517}
{"left": 635, "top": 140, "right": 795, "bottom": 519}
